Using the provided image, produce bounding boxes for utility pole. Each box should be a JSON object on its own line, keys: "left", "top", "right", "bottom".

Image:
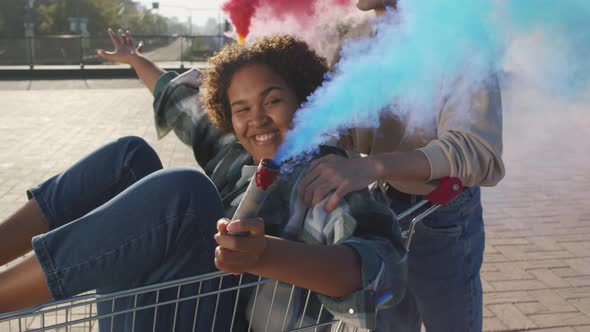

{"left": 24, "top": 0, "right": 35, "bottom": 69}
{"left": 217, "top": 10, "right": 222, "bottom": 48}
{"left": 121, "top": 0, "right": 129, "bottom": 29}
{"left": 24, "top": 0, "right": 35, "bottom": 35}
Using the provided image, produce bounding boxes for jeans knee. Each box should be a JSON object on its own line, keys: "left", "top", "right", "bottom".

{"left": 161, "top": 168, "right": 221, "bottom": 207}
{"left": 168, "top": 168, "right": 218, "bottom": 195}
{"left": 117, "top": 136, "right": 163, "bottom": 179}
{"left": 160, "top": 168, "right": 223, "bottom": 234}
{"left": 117, "top": 136, "right": 152, "bottom": 158}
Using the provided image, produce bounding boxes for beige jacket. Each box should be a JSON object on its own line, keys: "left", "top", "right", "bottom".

{"left": 339, "top": 78, "right": 506, "bottom": 195}
{"left": 331, "top": 17, "right": 505, "bottom": 195}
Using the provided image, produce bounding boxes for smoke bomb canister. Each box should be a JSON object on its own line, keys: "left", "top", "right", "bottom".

{"left": 230, "top": 159, "right": 280, "bottom": 235}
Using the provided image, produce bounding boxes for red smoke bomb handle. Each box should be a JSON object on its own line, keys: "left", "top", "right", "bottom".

{"left": 424, "top": 177, "right": 463, "bottom": 205}
{"left": 256, "top": 166, "right": 277, "bottom": 190}
{"left": 230, "top": 159, "right": 280, "bottom": 237}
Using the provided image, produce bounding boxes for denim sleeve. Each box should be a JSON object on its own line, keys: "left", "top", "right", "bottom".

{"left": 315, "top": 234, "right": 407, "bottom": 330}
{"left": 292, "top": 192, "right": 405, "bottom": 329}
{"left": 282, "top": 161, "right": 407, "bottom": 329}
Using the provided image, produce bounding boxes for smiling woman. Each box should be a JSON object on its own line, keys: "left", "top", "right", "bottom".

{"left": 200, "top": 35, "right": 328, "bottom": 134}
{"left": 0, "top": 35, "right": 406, "bottom": 331}
{"left": 199, "top": 35, "right": 329, "bottom": 165}
{"left": 226, "top": 64, "right": 299, "bottom": 163}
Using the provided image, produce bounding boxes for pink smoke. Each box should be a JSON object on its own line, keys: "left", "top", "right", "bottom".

{"left": 222, "top": 0, "right": 351, "bottom": 40}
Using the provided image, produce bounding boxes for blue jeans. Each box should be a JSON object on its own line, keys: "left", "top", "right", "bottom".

{"left": 379, "top": 186, "right": 485, "bottom": 332}
{"left": 27, "top": 136, "right": 233, "bottom": 331}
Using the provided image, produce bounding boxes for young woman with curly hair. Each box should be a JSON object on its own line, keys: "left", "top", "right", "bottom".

{"left": 0, "top": 34, "right": 406, "bottom": 331}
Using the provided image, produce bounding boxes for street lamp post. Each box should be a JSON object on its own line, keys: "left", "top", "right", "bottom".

{"left": 24, "top": 0, "right": 36, "bottom": 69}
{"left": 121, "top": 0, "right": 130, "bottom": 30}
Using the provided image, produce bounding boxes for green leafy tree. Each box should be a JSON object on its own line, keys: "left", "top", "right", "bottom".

{"left": 33, "top": 0, "right": 169, "bottom": 36}
{"left": 0, "top": 0, "right": 173, "bottom": 36}
{"left": 35, "top": 0, "right": 118, "bottom": 35}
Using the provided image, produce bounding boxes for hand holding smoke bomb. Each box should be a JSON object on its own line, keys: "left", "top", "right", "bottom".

{"left": 230, "top": 159, "right": 280, "bottom": 236}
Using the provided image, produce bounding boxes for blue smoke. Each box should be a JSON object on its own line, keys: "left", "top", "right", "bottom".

{"left": 275, "top": 0, "right": 590, "bottom": 163}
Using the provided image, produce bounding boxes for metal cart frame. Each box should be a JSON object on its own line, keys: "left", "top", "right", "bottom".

{"left": 0, "top": 178, "right": 463, "bottom": 332}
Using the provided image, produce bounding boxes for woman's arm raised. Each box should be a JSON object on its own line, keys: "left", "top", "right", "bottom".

{"left": 97, "top": 28, "right": 165, "bottom": 94}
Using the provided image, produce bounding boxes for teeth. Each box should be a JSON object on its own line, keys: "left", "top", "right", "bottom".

{"left": 255, "top": 133, "right": 276, "bottom": 142}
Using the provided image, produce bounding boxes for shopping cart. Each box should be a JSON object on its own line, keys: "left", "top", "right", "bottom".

{"left": 0, "top": 178, "right": 463, "bottom": 332}
{"left": 397, "top": 177, "right": 464, "bottom": 251}
{"left": 0, "top": 270, "right": 343, "bottom": 332}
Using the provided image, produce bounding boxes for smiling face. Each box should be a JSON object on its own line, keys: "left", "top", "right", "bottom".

{"left": 227, "top": 63, "right": 300, "bottom": 164}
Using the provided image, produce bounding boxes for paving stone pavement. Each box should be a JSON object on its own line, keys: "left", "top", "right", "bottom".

{"left": 0, "top": 78, "right": 589, "bottom": 331}
{"left": 480, "top": 80, "right": 590, "bottom": 332}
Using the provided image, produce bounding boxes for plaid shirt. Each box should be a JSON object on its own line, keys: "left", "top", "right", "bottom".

{"left": 153, "top": 69, "right": 407, "bottom": 330}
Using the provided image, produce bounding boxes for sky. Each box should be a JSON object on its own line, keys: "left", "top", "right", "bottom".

{"left": 135, "top": 0, "right": 226, "bottom": 25}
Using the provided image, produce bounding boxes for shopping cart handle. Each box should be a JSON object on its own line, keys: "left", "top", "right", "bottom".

{"left": 424, "top": 177, "right": 463, "bottom": 205}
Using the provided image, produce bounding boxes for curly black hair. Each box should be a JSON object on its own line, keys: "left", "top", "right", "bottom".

{"left": 200, "top": 35, "right": 329, "bottom": 133}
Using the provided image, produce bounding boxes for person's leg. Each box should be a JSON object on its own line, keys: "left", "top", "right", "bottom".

{"left": 376, "top": 287, "right": 421, "bottom": 332}
{"left": 0, "top": 136, "right": 162, "bottom": 265}
{"left": 0, "top": 254, "right": 51, "bottom": 313}
{"left": 378, "top": 190, "right": 421, "bottom": 332}
{"left": 0, "top": 200, "right": 47, "bottom": 265}
{"left": 405, "top": 187, "right": 485, "bottom": 332}
{"left": 368, "top": 185, "right": 422, "bottom": 331}
{"left": 30, "top": 168, "right": 223, "bottom": 331}
{"left": 1, "top": 167, "right": 227, "bottom": 331}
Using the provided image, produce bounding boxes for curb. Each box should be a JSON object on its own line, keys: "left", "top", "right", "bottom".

{"left": 0, "top": 67, "right": 192, "bottom": 80}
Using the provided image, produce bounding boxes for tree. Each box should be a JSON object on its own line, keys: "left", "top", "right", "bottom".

{"left": 33, "top": 0, "right": 169, "bottom": 36}
{"left": 35, "top": 0, "right": 118, "bottom": 35}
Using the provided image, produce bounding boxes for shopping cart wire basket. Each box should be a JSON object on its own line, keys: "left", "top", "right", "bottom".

{"left": 0, "top": 178, "right": 463, "bottom": 332}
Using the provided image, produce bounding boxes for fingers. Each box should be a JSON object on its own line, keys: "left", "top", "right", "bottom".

{"left": 214, "top": 247, "right": 255, "bottom": 274}
{"left": 299, "top": 163, "right": 328, "bottom": 206}
{"left": 324, "top": 184, "right": 349, "bottom": 213}
{"left": 214, "top": 218, "right": 266, "bottom": 274}
{"left": 214, "top": 218, "right": 264, "bottom": 251}
{"left": 303, "top": 177, "right": 349, "bottom": 213}
{"left": 107, "top": 28, "right": 120, "bottom": 48}
{"left": 96, "top": 49, "right": 113, "bottom": 59}
{"left": 125, "top": 31, "right": 134, "bottom": 47}
{"left": 304, "top": 177, "right": 339, "bottom": 207}
{"left": 298, "top": 155, "right": 336, "bottom": 194}
{"left": 298, "top": 155, "right": 342, "bottom": 196}
{"left": 300, "top": 164, "right": 344, "bottom": 207}
{"left": 214, "top": 232, "right": 261, "bottom": 252}
{"left": 137, "top": 40, "right": 144, "bottom": 53}
{"left": 300, "top": 170, "right": 351, "bottom": 211}
{"left": 216, "top": 218, "right": 230, "bottom": 234}
{"left": 116, "top": 28, "right": 125, "bottom": 45}
{"left": 299, "top": 169, "right": 321, "bottom": 203}
{"left": 122, "top": 31, "right": 130, "bottom": 47}
{"left": 311, "top": 179, "right": 341, "bottom": 206}
{"left": 226, "top": 218, "right": 265, "bottom": 237}
{"left": 100, "top": 28, "right": 140, "bottom": 62}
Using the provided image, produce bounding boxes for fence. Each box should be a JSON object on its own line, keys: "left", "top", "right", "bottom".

{"left": 0, "top": 34, "right": 232, "bottom": 69}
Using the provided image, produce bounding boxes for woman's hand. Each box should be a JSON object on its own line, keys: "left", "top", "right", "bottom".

{"left": 214, "top": 218, "right": 267, "bottom": 275}
{"left": 97, "top": 28, "right": 144, "bottom": 65}
{"left": 298, "top": 155, "right": 382, "bottom": 213}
